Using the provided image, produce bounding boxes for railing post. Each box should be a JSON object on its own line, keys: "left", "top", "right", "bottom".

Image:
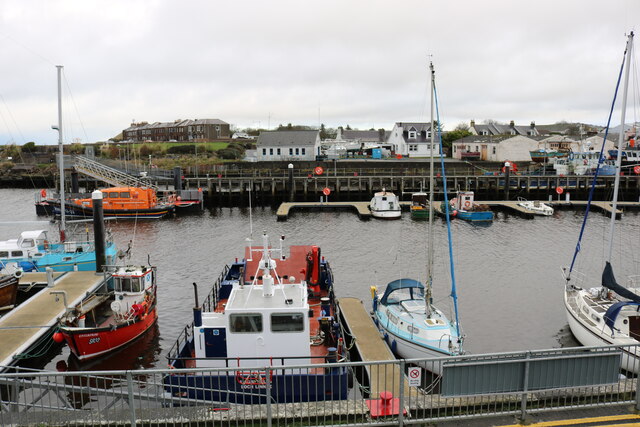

{"left": 635, "top": 354, "right": 640, "bottom": 411}
{"left": 398, "top": 359, "right": 405, "bottom": 426}
{"left": 266, "top": 367, "right": 272, "bottom": 427}
{"left": 126, "top": 371, "right": 137, "bottom": 427}
{"left": 520, "top": 351, "right": 531, "bottom": 422}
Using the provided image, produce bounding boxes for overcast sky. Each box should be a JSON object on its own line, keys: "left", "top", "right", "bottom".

{"left": 1, "top": 0, "right": 639, "bottom": 145}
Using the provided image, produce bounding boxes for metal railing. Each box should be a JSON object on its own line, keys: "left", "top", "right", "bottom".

{"left": 72, "top": 156, "right": 158, "bottom": 190}
{"left": 1, "top": 344, "right": 639, "bottom": 426}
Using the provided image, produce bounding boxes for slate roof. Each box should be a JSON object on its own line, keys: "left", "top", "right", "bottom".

{"left": 257, "top": 130, "right": 320, "bottom": 147}
{"left": 395, "top": 122, "right": 434, "bottom": 143}
{"left": 342, "top": 130, "right": 386, "bottom": 141}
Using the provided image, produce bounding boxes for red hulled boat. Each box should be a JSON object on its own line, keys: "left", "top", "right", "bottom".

{"left": 56, "top": 266, "right": 157, "bottom": 360}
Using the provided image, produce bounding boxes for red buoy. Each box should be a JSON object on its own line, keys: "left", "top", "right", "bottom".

{"left": 52, "top": 332, "right": 64, "bottom": 343}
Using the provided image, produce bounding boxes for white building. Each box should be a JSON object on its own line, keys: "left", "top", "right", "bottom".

{"left": 452, "top": 135, "right": 539, "bottom": 162}
{"left": 256, "top": 130, "right": 321, "bottom": 161}
{"left": 386, "top": 122, "right": 441, "bottom": 157}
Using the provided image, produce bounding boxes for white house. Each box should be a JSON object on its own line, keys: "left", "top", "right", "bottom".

{"left": 452, "top": 135, "right": 539, "bottom": 162}
{"left": 386, "top": 122, "right": 441, "bottom": 157}
{"left": 256, "top": 130, "right": 321, "bottom": 161}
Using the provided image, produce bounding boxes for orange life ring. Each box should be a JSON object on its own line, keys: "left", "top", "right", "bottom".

{"left": 463, "top": 200, "right": 471, "bottom": 209}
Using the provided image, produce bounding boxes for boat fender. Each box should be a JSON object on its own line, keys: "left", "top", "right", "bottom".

{"left": 43, "top": 240, "right": 49, "bottom": 250}
{"left": 583, "top": 159, "right": 588, "bottom": 165}
{"left": 390, "top": 339, "right": 397, "bottom": 354}
{"left": 40, "top": 189, "right": 47, "bottom": 198}
{"left": 452, "top": 210, "right": 458, "bottom": 217}
{"left": 568, "top": 152, "right": 574, "bottom": 160}
{"left": 13, "top": 269, "right": 23, "bottom": 279}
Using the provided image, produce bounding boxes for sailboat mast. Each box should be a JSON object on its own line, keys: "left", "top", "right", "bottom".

{"left": 56, "top": 65, "right": 66, "bottom": 242}
{"left": 607, "top": 32, "right": 633, "bottom": 263}
{"left": 426, "top": 61, "right": 435, "bottom": 316}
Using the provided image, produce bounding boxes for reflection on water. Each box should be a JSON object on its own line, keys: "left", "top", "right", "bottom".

{"left": 1, "top": 189, "right": 639, "bottom": 370}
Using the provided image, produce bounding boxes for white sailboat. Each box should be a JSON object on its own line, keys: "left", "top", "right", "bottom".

{"left": 372, "top": 62, "right": 463, "bottom": 372}
{"left": 563, "top": 32, "right": 640, "bottom": 373}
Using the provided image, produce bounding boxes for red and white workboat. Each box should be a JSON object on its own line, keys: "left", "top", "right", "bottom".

{"left": 55, "top": 265, "right": 158, "bottom": 360}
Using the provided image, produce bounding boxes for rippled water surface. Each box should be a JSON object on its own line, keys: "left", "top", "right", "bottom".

{"left": 1, "top": 188, "right": 639, "bottom": 370}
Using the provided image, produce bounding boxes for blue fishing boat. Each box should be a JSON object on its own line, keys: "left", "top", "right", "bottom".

{"left": 443, "top": 191, "right": 494, "bottom": 222}
{"left": 372, "top": 62, "right": 464, "bottom": 374}
{"left": 164, "top": 231, "right": 349, "bottom": 404}
{"left": 0, "top": 229, "right": 117, "bottom": 273}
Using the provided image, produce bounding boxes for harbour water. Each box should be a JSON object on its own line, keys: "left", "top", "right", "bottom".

{"left": 1, "top": 188, "right": 639, "bottom": 371}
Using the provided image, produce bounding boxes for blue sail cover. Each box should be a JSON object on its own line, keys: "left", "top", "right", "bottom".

{"left": 604, "top": 301, "right": 640, "bottom": 331}
{"left": 380, "top": 278, "right": 424, "bottom": 305}
{"left": 602, "top": 261, "right": 640, "bottom": 304}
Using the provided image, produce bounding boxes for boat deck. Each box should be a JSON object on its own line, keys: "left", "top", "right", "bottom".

{"left": 0, "top": 271, "right": 107, "bottom": 370}
{"left": 337, "top": 297, "right": 409, "bottom": 399}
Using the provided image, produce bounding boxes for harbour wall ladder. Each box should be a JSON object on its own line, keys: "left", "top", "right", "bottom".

{"left": 0, "top": 271, "right": 107, "bottom": 370}
{"left": 337, "top": 297, "right": 410, "bottom": 399}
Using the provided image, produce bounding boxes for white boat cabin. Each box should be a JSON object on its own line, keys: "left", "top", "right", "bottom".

{"left": 452, "top": 191, "right": 475, "bottom": 211}
{"left": 192, "top": 237, "right": 313, "bottom": 369}
{"left": 0, "top": 230, "right": 48, "bottom": 259}
{"left": 109, "top": 267, "right": 156, "bottom": 318}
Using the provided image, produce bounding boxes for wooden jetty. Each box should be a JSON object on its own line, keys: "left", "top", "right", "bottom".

{"left": 0, "top": 271, "right": 107, "bottom": 370}
{"left": 276, "top": 199, "right": 637, "bottom": 220}
{"left": 338, "top": 297, "right": 410, "bottom": 399}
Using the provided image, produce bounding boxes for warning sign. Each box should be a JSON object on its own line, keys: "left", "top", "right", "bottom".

{"left": 408, "top": 367, "right": 422, "bottom": 387}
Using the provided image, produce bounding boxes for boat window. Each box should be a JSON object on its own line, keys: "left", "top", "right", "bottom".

{"left": 271, "top": 313, "right": 304, "bottom": 332}
{"left": 11, "top": 251, "right": 23, "bottom": 258}
{"left": 20, "top": 239, "right": 35, "bottom": 248}
{"left": 386, "top": 287, "right": 423, "bottom": 304}
{"left": 120, "top": 192, "right": 131, "bottom": 198}
{"left": 230, "top": 313, "right": 263, "bottom": 333}
{"left": 0, "top": 251, "right": 8, "bottom": 257}
{"left": 109, "top": 192, "right": 119, "bottom": 198}
{"left": 118, "top": 277, "right": 141, "bottom": 292}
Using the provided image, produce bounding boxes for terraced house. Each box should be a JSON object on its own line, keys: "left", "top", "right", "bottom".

{"left": 122, "top": 119, "right": 230, "bottom": 142}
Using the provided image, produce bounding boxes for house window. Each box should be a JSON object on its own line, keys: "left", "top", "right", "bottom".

{"left": 295, "top": 148, "right": 299, "bottom": 155}
{"left": 408, "top": 131, "right": 417, "bottom": 139}
{"left": 453, "top": 145, "right": 456, "bottom": 152}
{"left": 289, "top": 148, "right": 293, "bottom": 155}
{"left": 277, "top": 148, "right": 281, "bottom": 155}
{"left": 467, "top": 146, "right": 471, "bottom": 151}
{"left": 408, "top": 144, "right": 418, "bottom": 152}
{"left": 301, "top": 148, "right": 306, "bottom": 155}
{"left": 475, "top": 146, "right": 479, "bottom": 152}
{"left": 262, "top": 148, "right": 267, "bottom": 155}
{"left": 481, "top": 131, "right": 488, "bottom": 136}
{"left": 269, "top": 148, "right": 273, "bottom": 155}
{"left": 511, "top": 130, "right": 516, "bottom": 135}
{"left": 492, "top": 146, "right": 496, "bottom": 154}
{"left": 427, "top": 131, "right": 431, "bottom": 138}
